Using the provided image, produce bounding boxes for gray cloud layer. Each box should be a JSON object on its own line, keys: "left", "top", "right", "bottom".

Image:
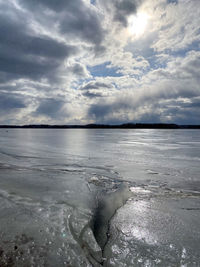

{"left": 0, "top": 0, "right": 200, "bottom": 125}
{"left": 0, "top": 7, "right": 77, "bottom": 82}
{"left": 20, "top": 0, "right": 105, "bottom": 48}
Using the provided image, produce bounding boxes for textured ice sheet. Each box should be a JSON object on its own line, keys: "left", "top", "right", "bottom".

{"left": 0, "top": 129, "right": 200, "bottom": 266}
{"left": 104, "top": 189, "right": 200, "bottom": 266}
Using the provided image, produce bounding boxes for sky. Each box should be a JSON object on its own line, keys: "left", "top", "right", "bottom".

{"left": 0, "top": 0, "right": 200, "bottom": 125}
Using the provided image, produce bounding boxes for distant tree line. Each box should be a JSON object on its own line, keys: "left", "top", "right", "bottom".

{"left": 0, "top": 123, "right": 199, "bottom": 129}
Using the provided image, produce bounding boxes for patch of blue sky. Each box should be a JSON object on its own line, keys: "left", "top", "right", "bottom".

{"left": 87, "top": 62, "right": 123, "bottom": 77}
{"left": 90, "top": 0, "right": 96, "bottom": 5}
{"left": 169, "top": 41, "right": 200, "bottom": 57}
{"left": 167, "top": 0, "right": 178, "bottom": 4}
{"left": 147, "top": 41, "right": 200, "bottom": 71}
{"left": 148, "top": 56, "right": 167, "bottom": 70}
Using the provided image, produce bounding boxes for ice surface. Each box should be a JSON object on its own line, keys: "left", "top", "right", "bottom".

{"left": 0, "top": 129, "right": 200, "bottom": 266}
{"left": 104, "top": 192, "right": 200, "bottom": 266}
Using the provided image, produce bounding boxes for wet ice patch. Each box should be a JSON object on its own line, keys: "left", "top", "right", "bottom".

{"left": 130, "top": 187, "right": 151, "bottom": 194}
{"left": 103, "top": 195, "right": 200, "bottom": 266}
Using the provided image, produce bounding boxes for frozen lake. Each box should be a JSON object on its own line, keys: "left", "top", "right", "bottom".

{"left": 0, "top": 129, "right": 200, "bottom": 266}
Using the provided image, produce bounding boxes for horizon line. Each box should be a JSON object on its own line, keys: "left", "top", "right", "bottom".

{"left": 0, "top": 123, "right": 200, "bottom": 129}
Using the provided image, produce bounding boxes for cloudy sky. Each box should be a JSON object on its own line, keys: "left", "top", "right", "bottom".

{"left": 0, "top": 0, "right": 200, "bottom": 125}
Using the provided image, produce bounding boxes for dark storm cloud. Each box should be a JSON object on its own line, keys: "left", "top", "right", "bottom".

{"left": 19, "top": 0, "right": 105, "bottom": 48}
{"left": 0, "top": 84, "right": 18, "bottom": 92}
{"left": 80, "top": 81, "right": 113, "bottom": 98}
{"left": 0, "top": 93, "right": 26, "bottom": 111}
{"left": 0, "top": 12, "right": 77, "bottom": 82}
{"left": 59, "top": 7, "right": 104, "bottom": 47}
{"left": 68, "top": 63, "right": 88, "bottom": 77}
{"left": 114, "top": 0, "right": 141, "bottom": 26}
{"left": 81, "top": 81, "right": 112, "bottom": 90}
{"left": 88, "top": 103, "right": 113, "bottom": 119}
{"left": 87, "top": 97, "right": 138, "bottom": 121}
{"left": 179, "top": 99, "right": 200, "bottom": 109}
{"left": 0, "top": 0, "right": 106, "bottom": 85}
{"left": 98, "top": 0, "right": 142, "bottom": 28}
{"left": 0, "top": 16, "right": 74, "bottom": 59}
{"left": 0, "top": 72, "right": 18, "bottom": 84}
{"left": 0, "top": 54, "right": 59, "bottom": 81}
{"left": 87, "top": 81, "right": 200, "bottom": 123}
{"left": 83, "top": 91, "right": 104, "bottom": 98}
{"left": 34, "top": 98, "right": 65, "bottom": 118}
{"left": 88, "top": 98, "right": 131, "bottom": 121}
{"left": 159, "top": 97, "right": 200, "bottom": 124}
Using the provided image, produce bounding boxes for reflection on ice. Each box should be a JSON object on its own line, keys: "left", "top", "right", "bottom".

{"left": 104, "top": 190, "right": 200, "bottom": 266}
{"left": 120, "top": 201, "right": 159, "bottom": 246}
{"left": 130, "top": 187, "right": 151, "bottom": 194}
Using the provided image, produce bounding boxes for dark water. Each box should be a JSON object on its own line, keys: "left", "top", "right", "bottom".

{"left": 0, "top": 129, "right": 200, "bottom": 266}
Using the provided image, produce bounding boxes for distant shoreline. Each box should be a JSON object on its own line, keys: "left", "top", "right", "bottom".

{"left": 0, "top": 123, "right": 200, "bottom": 129}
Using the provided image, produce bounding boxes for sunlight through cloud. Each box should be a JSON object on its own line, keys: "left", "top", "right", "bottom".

{"left": 128, "top": 12, "right": 149, "bottom": 38}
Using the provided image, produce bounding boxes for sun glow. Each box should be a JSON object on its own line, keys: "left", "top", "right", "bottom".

{"left": 128, "top": 12, "right": 149, "bottom": 38}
